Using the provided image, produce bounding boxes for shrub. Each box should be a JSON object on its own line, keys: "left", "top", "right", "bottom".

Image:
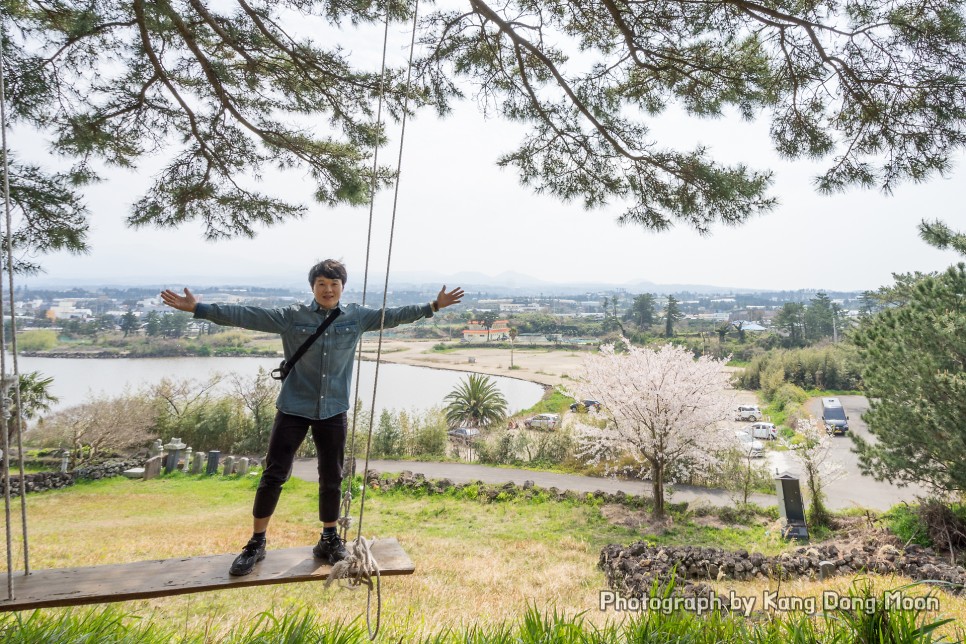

{"left": 18, "top": 330, "right": 58, "bottom": 351}
{"left": 772, "top": 383, "right": 809, "bottom": 411}
{"left": 737, "top": 344, "right": 862, "bottom": 393}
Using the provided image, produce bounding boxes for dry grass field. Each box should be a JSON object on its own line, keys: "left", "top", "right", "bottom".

{"left": 3, "top": 474, "right": 964, "bottom": 641}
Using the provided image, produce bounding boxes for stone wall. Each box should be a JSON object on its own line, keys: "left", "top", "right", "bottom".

{"left": 0, "top": 458, "right": 145, "bottom": 496}
{"left": 599, "top": 542, "right": 966, "bottom": 602}
{"left": 366, "top": 469, "right": 649, "bottom": 507}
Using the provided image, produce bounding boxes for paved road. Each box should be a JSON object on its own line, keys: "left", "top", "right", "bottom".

{"left": 292, "top": 459, "right": 775, "bottom": 510}
{"left": 765, "top": 396, "right": 926, "bottom": 511}
{"left": 292, "top": 397, "right": 922, "bottom": 513}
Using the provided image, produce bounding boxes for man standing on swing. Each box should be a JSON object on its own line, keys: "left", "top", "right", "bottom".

{"left": 161, "top": 259, "right": 464, "bottom": 576}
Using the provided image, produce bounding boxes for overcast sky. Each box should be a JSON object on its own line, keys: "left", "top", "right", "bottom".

{"left": 8, "top": 17, "right": 966, "bottom": 294}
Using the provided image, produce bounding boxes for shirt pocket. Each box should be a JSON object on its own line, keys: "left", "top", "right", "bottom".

{"left": 293, "top": 324, "right": 316, "bottom": 337}
{"left": 332, "top": 321, "right": 359, "bottom": 349}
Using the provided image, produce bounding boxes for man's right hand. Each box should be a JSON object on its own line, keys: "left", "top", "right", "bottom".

{"left": 161, "top": 288, "right": 198, "bottom": 313}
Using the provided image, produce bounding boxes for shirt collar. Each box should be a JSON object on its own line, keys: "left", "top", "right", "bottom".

{"left": 309, "top": 299, "right": 343, "bottom": 315}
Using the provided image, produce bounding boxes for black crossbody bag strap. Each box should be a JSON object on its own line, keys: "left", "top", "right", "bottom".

{"left": 270, "top": 308, "right": 342, "bottom": 381}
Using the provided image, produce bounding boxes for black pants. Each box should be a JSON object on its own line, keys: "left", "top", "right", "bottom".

{"left": 252, "top": 410, "right": 348, "bottom": 523}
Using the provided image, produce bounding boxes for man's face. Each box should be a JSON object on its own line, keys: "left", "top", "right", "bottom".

{"left": 312, "top": 277, "right": 343, "bottom": 309}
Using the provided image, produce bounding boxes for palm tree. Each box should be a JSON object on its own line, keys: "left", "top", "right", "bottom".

{"left": 444, "top": 373, "right": 508, "bottom": 428}
{"left": 6, "top": 371, "right": 59, "bottom": 443}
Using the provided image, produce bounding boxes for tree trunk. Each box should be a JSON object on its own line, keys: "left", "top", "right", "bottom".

{"left": 652, "top": 463, "right": 665, "bottom": 518}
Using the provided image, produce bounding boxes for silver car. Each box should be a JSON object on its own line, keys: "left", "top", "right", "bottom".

{"left": 524, "top": 413, "right": 559, "bottom": 430}
{"left": 735, "top": 430, "right": 765, "bottom": 457}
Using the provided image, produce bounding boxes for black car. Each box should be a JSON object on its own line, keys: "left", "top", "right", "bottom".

{"left": 569, "top": 399, "right": 602, "bottom": 413}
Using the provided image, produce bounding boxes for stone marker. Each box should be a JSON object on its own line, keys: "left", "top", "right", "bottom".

{"left": 819, "top": 560, "right": 836, "bottom": 580}
{"left": 150, "top": 439, "right": 163, "bottom": 459}
{"left": 191, "top": 451, "right": 206, "bottom": 474}
{"left": 143, "top": 455, "right": 163, "bottom": 480}
{"left": 184, "top": 447, "right": 193, "bottom": 471}
{"left": 206, "top": 450, "right": 220, "bottom": 475}
{"left": 60, "top": 452, "right": 69, "bottom": 473}
{"left": 222, "top": 456, "right": 234, "bottom": 476}
{"left": 164, "top": 437, "right": 186, "bottom": 474}
{"left": 236, "top": 457, "right": 250, "bottom": 476}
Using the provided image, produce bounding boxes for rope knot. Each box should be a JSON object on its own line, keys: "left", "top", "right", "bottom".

{"left": 325, "top": 536, "right": 380, "bottom": 591}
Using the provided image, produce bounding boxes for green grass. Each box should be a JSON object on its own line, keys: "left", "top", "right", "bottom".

{"left": 17, "top": 329, "right": 59, "bottom": 352}
{"left": 803, "top": 388, "right": 864, "bottom": 397}
{"left": 0, "top": 580, "right": 958, "bottom": 643}
{"left": 517, "top": 388, "right": 574, "bottom": 416}
{"left": 5, "top": 474, "right": 964, "bottom": 642}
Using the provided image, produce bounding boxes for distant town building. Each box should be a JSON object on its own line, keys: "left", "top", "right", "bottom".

{"left": 462, "top": 319, "right": 510, "bottom": 343}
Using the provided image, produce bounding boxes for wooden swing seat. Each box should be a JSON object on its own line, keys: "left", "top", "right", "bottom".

{"left": 0, "top": 538, "right": 413, "bottom": 611}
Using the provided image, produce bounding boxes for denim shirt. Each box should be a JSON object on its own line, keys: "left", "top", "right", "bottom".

{"left": 194, "top": 299, "right": 434, "bottom": 420}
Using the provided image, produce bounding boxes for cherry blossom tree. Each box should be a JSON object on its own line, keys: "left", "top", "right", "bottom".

{"left": 570, "top": 342, "right": 734, "bottom": 518}
{"left": 790, "top": 419, "right": 845, "bottom": 528}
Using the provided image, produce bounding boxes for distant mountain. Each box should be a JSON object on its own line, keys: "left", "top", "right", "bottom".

{"left": 21, "top": 269, "right": 759, "bottom": 295}
{"left": 384, "top": 270, "right": 754, "bottom": 295}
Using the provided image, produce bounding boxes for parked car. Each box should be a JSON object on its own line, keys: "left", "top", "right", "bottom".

{"left": 735, "top": 430, "right": 764, "bottom": 458}
{"left": 524, "top": 413, "right": 559, "bottom": 430}
{"left": 821, "top": 398, "right": 850, "bottom": 435}
{"left": 569, "top": 399, "right": 602, "bottom": 413}
{"left": 749, "top": 422, "right": 778, "bottom": 440}
{"left": 447, "top": 427, "right": 480, "bottom": 440}
{"left": 735, "top": 405, "right": 763, "bottom": 421}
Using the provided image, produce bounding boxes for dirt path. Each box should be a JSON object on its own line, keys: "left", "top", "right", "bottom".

{"left": 358, "top": 338, "right": 584, "bottom": 387}
{"left": 360, "top": 339, "right": 757, "bottom": 405}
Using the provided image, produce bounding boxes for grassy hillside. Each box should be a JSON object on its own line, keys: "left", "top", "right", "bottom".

{"left": 0, "top": 474, "right": 962, "bottom": 642}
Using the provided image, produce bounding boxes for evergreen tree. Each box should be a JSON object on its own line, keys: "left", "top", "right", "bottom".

{"left": 773, "top": 302, "right": 806, "bottom": 347}
{"left": 0, "top": 158, "right": 89, "bottom": 273}
{"left": 804, "top": 291, "right": 835, "bottom": 342}
{"left": 856, "top": 291, "right": 878, "bottom": 318}
{"left": 373, "top": 410, "right": 403, "bottom": 458}
{"left": 120, "top": 311, "right": 140, "bottom": 337}
{"left": 852, "top": 263, "right": 966, "bottom": 494}
{"left": 4, "top": 0, "right": 965, "bottom": 248}
{"left": 663, "top": 295, "right": 684, "bottom": 338}
{"left": 627, "top": 293, "right": 656, "bottom": 330}
{"left": 919, "top": 219, "right": 966, "bottom": 256}
{"left": 478, "top": 311, "right": 499, "bottom": 342}
{"left": 144, "top": 311, "right": 162, "bottom": 337}
{"left": 160, "top": 312, "right": 191, "bottom": 338}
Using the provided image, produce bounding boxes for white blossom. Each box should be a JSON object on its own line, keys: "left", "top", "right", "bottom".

{"left": 790, "top": 418, "right": 845, "bottom": 503}
{"left": 568, "top": 340, "right": 735, "bottom": 516}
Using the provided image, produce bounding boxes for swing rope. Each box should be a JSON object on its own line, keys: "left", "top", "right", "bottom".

{"left": 0, "top": 24, "right": 31, "bottom": 601}
{"left": 0, "top": 5, "right": 421, "bottom": 617}
{"left": 339, "top": 1, "right": 393, "bottom": 537}
{"left": 330, "top": 1, "right": 422, "bottom": 639}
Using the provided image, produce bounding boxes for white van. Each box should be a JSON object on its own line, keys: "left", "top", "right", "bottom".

{"left": 735, "top": 405, "right": 763, "bottom": 421}
{"left": 749, "top": 422, "right": 777, "bottom": 440}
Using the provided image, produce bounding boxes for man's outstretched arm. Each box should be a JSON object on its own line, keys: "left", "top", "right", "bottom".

{"left": 160, "top": 287, "right": 290, "bottom": 333}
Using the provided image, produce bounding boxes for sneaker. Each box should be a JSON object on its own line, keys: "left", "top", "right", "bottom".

{"left": 228, "top": 538, "right": 266, "bottom": 576}
{"left": 313, "top": 533, "right": 349, "bottom": 564}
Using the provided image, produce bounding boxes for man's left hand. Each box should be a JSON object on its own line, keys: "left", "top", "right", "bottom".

{"left": 436, "top": 285, "right": 465, "bottom": 310}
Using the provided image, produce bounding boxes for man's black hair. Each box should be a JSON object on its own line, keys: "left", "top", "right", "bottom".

{"left": 308, "top": 259, "right": 347, "bottom": 286}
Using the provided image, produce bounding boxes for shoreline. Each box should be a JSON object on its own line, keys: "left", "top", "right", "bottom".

{"left": 19, "top": 339, "right": 575, "bottom": 389}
